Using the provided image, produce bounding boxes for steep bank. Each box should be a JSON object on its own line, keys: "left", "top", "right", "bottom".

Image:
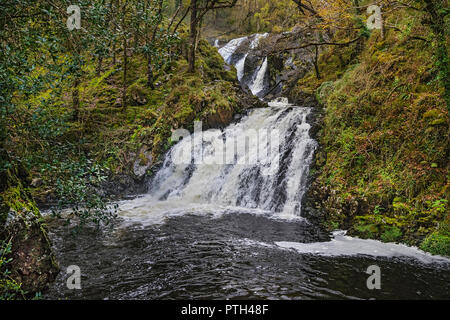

{"left": 290, "top": 8, "right": 450, "bottom": 256}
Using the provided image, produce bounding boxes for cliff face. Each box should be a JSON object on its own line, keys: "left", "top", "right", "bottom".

{"left": 0, "top": 153, "right": 59, "bottom": 297}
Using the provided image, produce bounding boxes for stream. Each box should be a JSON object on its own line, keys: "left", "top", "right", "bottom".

{"left": 45, "top": 34, "right": 450, "bottom": 300}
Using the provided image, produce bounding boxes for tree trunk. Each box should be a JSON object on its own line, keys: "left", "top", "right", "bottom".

{"left": 122, "top": 38, "right": 128, "bottom": 111}
{"left": 112, "top": 42, "right": 116, "bottom": 65}
{"left": 147, "top": 54, "right": 155, "bottom": 89}
{"left": 146, "top": 0, "right": 164, "bottom": 89}
{"left": 423, "top": 0, "right": 449, "bottom": 108}
{"left": 72, "top": 77, "right": 80, "bottom": 120}
{"left": 96, "top": 56, "right": 103, "bottom": 77}
{"left": 195, "top": 17, "right": 203, "bottom": 52}
{"left": 188, "top": 0, "right": 198, "bottom": 73}
{"left": 313, "top": 45, "right": 321, "bottom": 79}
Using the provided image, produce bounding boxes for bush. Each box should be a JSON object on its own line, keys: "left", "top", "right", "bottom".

{"left": 420, "top": 232, "right": 450, "bottom": 257}
{"left": 50, "top": 158, "right": 118, "bottom": 228}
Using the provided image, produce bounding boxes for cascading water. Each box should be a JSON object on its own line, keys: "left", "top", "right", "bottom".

{"left": 248, "top": 57, "right": 269, "bottom": 97}
{"left": 119, "top": 34, "right": 316, "bottom": 222}
{"left": 45, "top": 34, "right": 450, "bottom": 300}
{"left": 145, "top": 97, "right": 316, "bottom": 216}
{"left": 219, "top": 33, "right": 270, "bottom": 96}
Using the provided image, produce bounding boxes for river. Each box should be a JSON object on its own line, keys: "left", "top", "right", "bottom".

{"left": 44, "top": 34, "right": 450, "bottom": 300}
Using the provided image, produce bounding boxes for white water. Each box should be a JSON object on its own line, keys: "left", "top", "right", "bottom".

{"left": 235, "top": 54, "right": 248, "bottom": 81}
{"left": 119, "top": 98, "right": 316, "bottom": 224}
{"left": 219, "top": 33, "right": 269, "bottom": 96}
{"left": 276, "top": 231, "right": 450, "bottom": 264}
{"left": 249, "top": 57, "right": 268, "bottom": 97}
{"left": 218, "top": 36, "right": 248, "bottom": 64}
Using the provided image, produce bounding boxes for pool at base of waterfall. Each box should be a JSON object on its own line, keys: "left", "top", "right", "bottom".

{"left": 45, "top": 210, "right": 450, "bottom": 300}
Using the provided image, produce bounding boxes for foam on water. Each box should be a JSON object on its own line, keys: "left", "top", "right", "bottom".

{"left": 276, "top": 231, "right": 450, "bottom": 264}
{"left": 219, "top": 33, "right": 269, "bottom": 96}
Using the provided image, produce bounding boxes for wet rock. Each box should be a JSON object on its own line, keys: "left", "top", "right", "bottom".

{"left": 133, "top": 149, "right": 153, "bottom": 179}
{"left": 4, "top": 209, "right": 59, "bottom": 293}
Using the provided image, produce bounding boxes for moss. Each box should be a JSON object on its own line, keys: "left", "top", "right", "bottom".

{"left": 423, "top": 109, "right": 441, "bottom": 119}
{"left": 380, "top": 226, "right": 403, "bottom": 243}
{"left": 430, "top": 118, "right": 446, "bottom": 126}
{"left": 420, "top": 230, "right": 450, "bottom": 256}
{"left": 307, "top": 7, "right": 449, "bottom": 253}
{"left": 1, "top": 186, "right": 39, "bottom": 218}
{"left": 1, "top": 159, "right": 59, "bottom": 297}
{"left": 127, "top": 79, "right": 150, "bottom": 106}
{"left": 316, "top": 81, "right": 334, "bottom": 105}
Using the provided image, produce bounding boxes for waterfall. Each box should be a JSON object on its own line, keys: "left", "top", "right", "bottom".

{"left": 248, "top": 57, "right": 268, "bottom": 97}
{"left": 218, "top": 33, "right": 269, "bottom": 96}
{"left": 218, "top": 36, "right": 248, "bottom": 64}
{"left": 120, "top": 34, "right": 317, "bottom": 223}
{"left": 147, "top": 98, "right": 316, "bottom": 216}
{"left": 234, "top": 54, "right": 248, "bottom": 82}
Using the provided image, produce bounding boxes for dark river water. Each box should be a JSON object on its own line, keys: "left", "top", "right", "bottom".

{"left": 45, "top": 209, "right": 450, "bottom": 300}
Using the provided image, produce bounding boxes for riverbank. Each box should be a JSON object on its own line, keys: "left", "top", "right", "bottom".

{"left": 290, "top": 7, "right": 449, "bottom": 256}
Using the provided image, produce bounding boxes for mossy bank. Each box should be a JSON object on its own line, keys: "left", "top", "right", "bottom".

{"left": 298, "top": 7, "right": 449, "bottom": 256}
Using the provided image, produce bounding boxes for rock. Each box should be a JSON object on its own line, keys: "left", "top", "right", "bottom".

{"left": 4, "top": 208, "right": 59, "bottom": 293}
{"left": 204, "top": 104, "right": 234, "bottom": 129}
{"left": 133, "top": 150, "right": 153, "bottom": 179}
{"left": 31, "top": 178, "right": 43, "bottom": 188}
{"left": 128, "top": 84, "right": 148, "bottom": 106}
{"left": 114, "top": 97, "right": 122, "bottom": 108}
{"left": 233, "top": 114, "right": 243, "bottom": 121}
{"left": 131, "top": 92, "right": 147, "bottom": 105}
{"left": 0, "top": 158, "right": 59, "bottom": 295}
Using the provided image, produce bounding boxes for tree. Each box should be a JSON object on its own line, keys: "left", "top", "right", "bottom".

{"left": 187, "top": 0, "right": 238, "bottom": 72}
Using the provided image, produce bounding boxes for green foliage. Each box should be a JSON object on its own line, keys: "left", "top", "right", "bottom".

{"left": 381, "top": 226, "right": 403, "bottom": 243}
{"left": 420, "top": 219, "right": 450, "bottom": 256}
{"left": 316, "top": 81, "right": 334, "bottom": 105}
{"left": 0, "top": 239, "right": 25, "bottom": 300}
{"left": 0, "top": 0, "right": 185, "bottom": 230}
{"left": 353, "top": 214, "right": 402, "bottom": 243}
{"left": 303, "top": 5, "right": 449, "bottom": 255}
{"left": 50, "top": 158, "right": 118, "bottom": 228}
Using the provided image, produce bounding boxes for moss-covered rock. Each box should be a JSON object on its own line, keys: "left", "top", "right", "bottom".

{"left": 4, "top": 209, "right": 59, "bottom": 293}
{"left": 0, "top": 156, "right": 59, "bottom": 297}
